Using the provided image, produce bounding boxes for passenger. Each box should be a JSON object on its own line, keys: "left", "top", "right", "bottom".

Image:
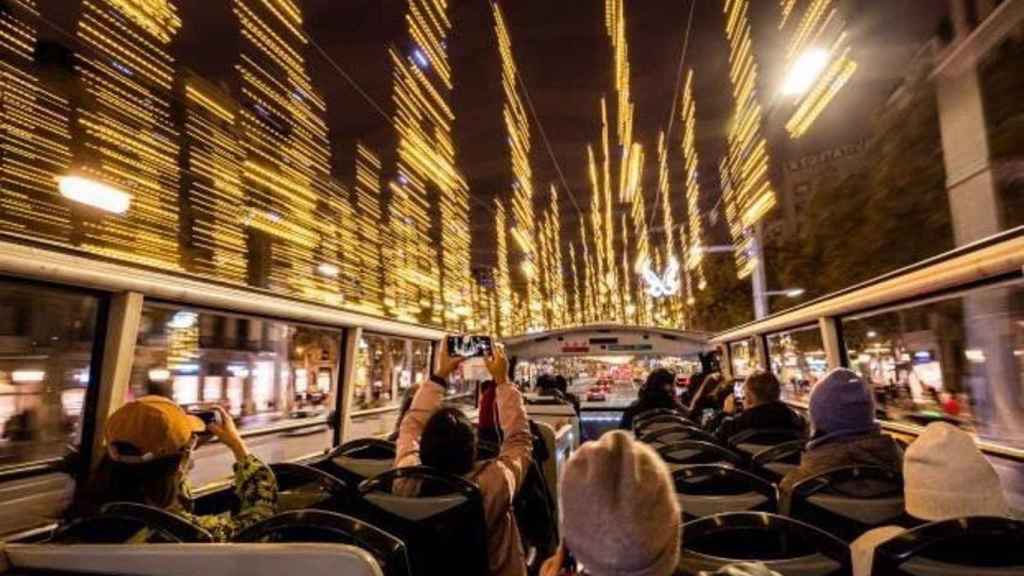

{"left": 619, "top": 368, "right": 688, "bottom": 429}
{"left": 554, "top": 374, "right": 582, "bottom": 415}
{"left": 396, "top": 343, "right": 532, "bottom": 576}
{"left": 540, "top": 431, "right": 681, "bottom": 576}
{"left": 713, "top": 371, "right": 806, "bottom": 443}
{"left": 78, "top": 397, "right": 277, "bottom": 542}
{"left": 780, "top": 368, "right": 903, "bottom": 511}
{"left": 536, "top": 374, "right": 581, "bottom": 415}
{"left": 850, "top": 422, "right": 1013, "bottom": 576}
{"left": 687, "top": 372, "right": 724, "bottom": 424}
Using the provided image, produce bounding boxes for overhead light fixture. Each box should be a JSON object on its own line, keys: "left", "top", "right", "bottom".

{"left": 782, "top": 49, "right": 830, "bottom": 96}
{"left": 58, "top": 176, "right": 131, "bottom": 214}
{"left": 784, "top": 288, "right": 806, "bottom": 298}
{"left": 12, "top": 370, "right": 46, "bottom": 383}
{"left": 167, "top": 311, "right": 198, "bottom": 329}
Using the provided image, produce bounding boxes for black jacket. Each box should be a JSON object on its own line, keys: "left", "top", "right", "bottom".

{"left": 713, "top": 401, "right": 806, "bottom": 443}
{"left": 619, "top": 395, "right": 688, "bottom": 430}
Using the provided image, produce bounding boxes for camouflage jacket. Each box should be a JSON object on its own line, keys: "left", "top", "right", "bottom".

{"left": 175, "top": 454, "right": 278, "bottom": 542}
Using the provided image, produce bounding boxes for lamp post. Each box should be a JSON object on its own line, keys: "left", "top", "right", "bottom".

{"left": 691, "top": 237, "right": 804, "bottom": 320}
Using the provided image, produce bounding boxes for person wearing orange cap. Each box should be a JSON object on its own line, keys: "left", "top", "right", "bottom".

{"left": 77, "top": 396, "right": 277, "bottom": 542}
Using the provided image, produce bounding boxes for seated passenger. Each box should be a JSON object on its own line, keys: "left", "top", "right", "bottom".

{"left": 535, "top": 374, "right": 581, "bottom": 415}
{"left": 540, "top": 431, "right": 681, "bottom": 576}
{"left": 619, "top": 368, "right": 689, "bottom": 430}
{"left": 79, "top": 397, "right": 277, "bottom": 542}
{"left": 780, "top": 368, "right": 903, "bottom": 511}
{"left": 713, "top": 371, "right": 806, "bottom": 443}
{"left": 688, "top": 373, "right": 725, "bottom": 426}
{"left": 396, "top": 344, "right": 533, "bottom": 576}
{"left": 850, "top": 422, "right": 1013, "bottom": 576}
{"left": 555, "top": 374, "right": 582, "bottom": 415}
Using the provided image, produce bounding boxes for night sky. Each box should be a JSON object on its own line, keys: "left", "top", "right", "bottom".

{"left": 35, "top": 0, "right": 944, "bottom": 271}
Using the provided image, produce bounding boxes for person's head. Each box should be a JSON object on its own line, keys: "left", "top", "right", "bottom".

{"left": 743, "top": 371, "right": 782, "bottom": 408}
{"left": 807, "top": 368, "right": 877, "bottom": 449}
{"left": 641, "top": 368, "right": 676, "bottom": 401}
{"left": 559, "top": 431, "right": 681, "bottom": 576}
{"left": 536, "top": 373, "right": 558, "bottom": 392}
{"left": 904, "top": 422, "right": 1010, "bottom": 521}
{"left": 420, "top": 406, "right": 478, "bottom": 475}
{"left": 101, "top": 395, "right": 206, "bottom": 509}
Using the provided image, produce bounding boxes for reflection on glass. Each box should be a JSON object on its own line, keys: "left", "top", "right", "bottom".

{"left": 729, "top": 339, "right": 756, "bottom": 379}
{"left": 350, "top": 335, "right": 434, "bottom": 440}
{"left": 768, "top": 326, "right": 828, "bottom": 404}
{"left": 841, "top": 283, "right": 1024, "bottom": 448}
{"left": 129, "top": 304, "right": 341, "bottom": 486}
{"left": 0, "top": 282, "right": 99, "bottom": 466}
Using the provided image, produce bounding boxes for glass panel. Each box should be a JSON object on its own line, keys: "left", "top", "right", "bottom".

{"left": 129, "top": 303, "right": 342, "bottom": 487}
{"left": 767, "top": 325, "right": 828, "bottom": 404}
{"left": 0, "top": 280, "right": 100, "bottom": 535}
{"left": 841, "top": 283, "right": 1024, "bottom": 445}
{"left": 349, "top": 334, "right": 414, "bottom": 441}
{"left": 729, "top": 339, "right": 756, "bottom": 379}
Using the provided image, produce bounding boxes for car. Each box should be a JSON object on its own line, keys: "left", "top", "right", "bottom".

{"left": 586, "top": 386, "right": 608, "bottom": 402}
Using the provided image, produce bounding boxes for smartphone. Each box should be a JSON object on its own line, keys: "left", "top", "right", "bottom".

{"left": 446, "top": 335, "right": 494, "bottom": 358}
{"left": 733, "top": 381, "right": 745, "bottom": 401}
{"left": 187, "top": 406, "right": 222, "bottom": 435}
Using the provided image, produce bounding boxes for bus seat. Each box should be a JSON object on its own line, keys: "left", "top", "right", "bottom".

{"left": 4, "top": 542, "right": 383, "bottom": 576}
{"left": 789, "top": 466, "right": 905, "bottom": 541}
{"left": 531, "top": 421, "right": 560, "bottom": 508}
{"left": 871, "top": 516, "right": 1024, "bottom": 576}
{"left": 641, "top": 425, "right": 717, "bottom": 446}
{"left": 48, "top": 502, "right": 213, "bottom": 544}
{"left": 634, "top": 414, "right": 693, "bottom": 436}
{"left": 632, "top": 408, "right": 687, "bottom": 429}
{"left": 269, "top": 463, "right": 351, "bottom": 512}
{"left": 523, "top": 403, "right": 580, "bottom": 446}
{"left": 679, "top": 512, "right": 852, "bottom": 576}
{"left": 673, "top": 465, "right": 778, "bottom": 520}
{"left": 356, "top": 466, "right": 487, "bottom": 576}
{"left": 320, "top": 439, "right": 397, "bottom": 486}
{"left": 728, "top": 428, "right": 806, "bottom": 456}
{"left": 752, "top": 440, "right": 804, "bottom": 481}
{"left": 235, "top": 509, "right": 411, "bottom": 576}
{"left": 658, "top": 441, "right": 744, "bottom": 471}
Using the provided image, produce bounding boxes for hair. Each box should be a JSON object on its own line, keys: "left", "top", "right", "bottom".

{"left": 536, "top": 374, "right": 558, "bottom": 391}
{"left": 744, "top": 371, "right": 782, "bottom": 404}
{"left": 554, "top": 375, "right": 569, "bottom": 394}
{"left": 420, "top": 407, "right": 478, "bottom": 475}
{"left": 640, "top": 368, "right": 676, "bottom": 402}
{"left": 75, "top": 451, "right": 186, "bottom": 517}
{"left": 688, "top": 372, "right": 723, "bottom": 413}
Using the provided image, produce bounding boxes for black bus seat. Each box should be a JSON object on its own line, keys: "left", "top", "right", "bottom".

{"left": 658, "top": 441, "right": 745, "bottom": 472}
{"left": 320, "top": 438, "right": 397, "bottom": 486}
{"left": 679, "top": 512, "right": 852, "bottom": 576}
{"left": 641, "top": 425, "right": 718, "bottom": 446}
{"left": 356, "top": 466, "right": 487, "bottom": 576}
{"left": 269, "top": 462, "right": 352, "bottom": 512}
{"left": 634, "top": 414, "right": 694, "bottom": 435}
{"left": 235, "top": 509, "right": 411, "bottom": 576}
{"left": 728, "top": 428, "right": 806, "bottom": 456}
{"left": 789, "top": 465, "right": 905, "bottom": 541}
{"left": 48, "top": 502, "right": 213, "bottom": 544}
{"left": 673, "top": 465, "right": 778, "bottom": 520}
{"left": 871, "top": 517, "right": 1024, "bottom": 576}
{"left": 752, "top": 440, "right": 804, "bottom": 481}
{"left": 4, "top": 542, "right": 384, "bottom": 576}
{"left": 632, "top": 408, "right": 689, "bottom": 429}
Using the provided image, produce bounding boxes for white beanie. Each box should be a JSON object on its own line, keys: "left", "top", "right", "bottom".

{"left": 904, "top": 422, "right": 1011, "bottom": 521}
{"left": 560, "top": 431, "right": 681, "bottom": 576}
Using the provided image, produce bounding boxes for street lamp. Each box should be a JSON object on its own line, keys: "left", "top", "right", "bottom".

{"left": 781, "top": 49, "right": 829, "bottom": 96}
{"left": 58, "top": 175, "right": 131, "bottom": 214}
{"left": 765, "top": 288, "right": 806, "bottom": 298}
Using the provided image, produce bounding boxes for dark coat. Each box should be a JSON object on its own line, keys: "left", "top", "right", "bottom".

{"left": 713, "top": 401, "right": 807, "bottom": 443}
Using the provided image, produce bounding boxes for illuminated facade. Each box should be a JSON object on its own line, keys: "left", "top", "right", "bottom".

{"left": 493, "top": 199, "right": 513, "bottom": 336}
{"left": 388, "top": 0, "right": 471, "bottom": 328}
{"left": 0, "top": 0, "right": 74, "bottom": 244}
{"left": 351, "top": 144, "right": 386, "bottom": 316}
{"left": 74, "top": 0, "right": 182, "bottom": 269}
{"left": 721, "top": 0, "right": 778, "bottom": 278}
{"left": 680, "top": 69, "right": 708, "bottom": 295}
{"left": 779, "top": 0, "right": 858, "bottom": 138}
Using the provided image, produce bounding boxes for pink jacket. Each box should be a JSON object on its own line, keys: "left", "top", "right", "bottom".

{"left": 396, "top": 379, "right": 533, "bottom": 576}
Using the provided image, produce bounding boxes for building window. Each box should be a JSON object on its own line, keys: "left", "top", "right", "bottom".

{"left": 768, "top": 325, "right": 828, "bottom": 404}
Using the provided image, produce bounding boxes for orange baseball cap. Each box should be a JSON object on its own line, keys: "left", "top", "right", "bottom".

{"left": 105, "top": 396, "right": 206, "bottom": 462}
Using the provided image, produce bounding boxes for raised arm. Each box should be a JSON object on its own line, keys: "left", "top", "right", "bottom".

{"left": 486, "top": 347, "right": 533, "bottom": 496}
{"left": 394, "top": 345, "right": 464, "bottom": 468}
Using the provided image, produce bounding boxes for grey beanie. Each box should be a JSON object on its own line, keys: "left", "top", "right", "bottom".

{"left": 807, "top": 368, "right": 877, "bottom": 449}
{"left": 560, "top": 431, "right": 681, "bottom": 576}
{"left": 904, "top": 422, "right": 1011, "bottom": 521}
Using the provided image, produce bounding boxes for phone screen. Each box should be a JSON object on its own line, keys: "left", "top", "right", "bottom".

{"left": 446, "top": 335, "right": 494, "bottom": 358}
{"left": 733, "top": 381, "right": 745, "bottom": 401}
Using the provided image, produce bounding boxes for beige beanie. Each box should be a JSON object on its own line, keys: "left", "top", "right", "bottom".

{"left": 904, "top": 422, "right": 1011, "bottom": 521}
{"left": 560, "top": 431, "right": 681, "bottom": 576}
